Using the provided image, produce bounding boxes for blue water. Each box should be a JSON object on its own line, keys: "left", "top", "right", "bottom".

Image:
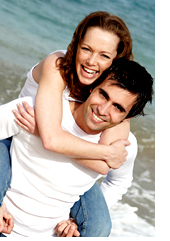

{"left": 0, "top": 0, "right": 155, "bottom": 74}
{"left": 0, "top": 0, "right": 155, "bottom": 237}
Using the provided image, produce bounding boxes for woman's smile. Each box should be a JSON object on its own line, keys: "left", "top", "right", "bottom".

{"left": 81, "top": 65, "right": 99, "bottom": 78}
{"left": 75, "top": 27, "right": 120, "bottom": 85}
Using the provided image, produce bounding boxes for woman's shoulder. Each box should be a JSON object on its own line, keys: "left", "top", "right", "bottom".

{"left": 50, "top": 50, "right": 67, "bottom": 55}
{"left": 40, "top": 50, "right": 66, "bottom": 71}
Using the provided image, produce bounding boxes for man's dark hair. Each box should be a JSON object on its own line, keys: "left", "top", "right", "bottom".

{"left": 91, "top": 58, "right": 154, "bottom": 118}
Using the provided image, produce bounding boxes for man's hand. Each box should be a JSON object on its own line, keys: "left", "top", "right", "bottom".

{"left": 0, "top": 202, "right": 14, "bottom": 234}
{"left": 107, "top": 139, "right": 130, "bottom": 169}
{"left": 55, "top": 219, "right": 80, "bottom": 237}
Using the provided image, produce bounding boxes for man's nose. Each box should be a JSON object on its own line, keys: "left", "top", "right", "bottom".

{"left": 98, "top": 102, "right": 110, "bottom": 116}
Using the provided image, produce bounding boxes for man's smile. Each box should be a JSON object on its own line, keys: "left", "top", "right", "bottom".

{"left": 92, "top": 110, "right": 105, "bottom": 123}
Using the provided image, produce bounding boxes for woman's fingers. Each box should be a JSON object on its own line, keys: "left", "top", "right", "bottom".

{"left": 12, "top": 102, "right": 36, "bottom": 134}
{"left": 22, "top": 101, "right": 35, "bottom": 117}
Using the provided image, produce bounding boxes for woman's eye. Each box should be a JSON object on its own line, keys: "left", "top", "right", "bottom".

{"left": 102, "top": 54, "right": 110, "bottom": 59}
{"left": 82, "top": 47, "right": 90, "bottom": 51}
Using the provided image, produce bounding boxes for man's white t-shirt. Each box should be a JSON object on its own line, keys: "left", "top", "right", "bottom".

{"left": 0, "top": 51, "right": 137, "bottom": 237}
{"left": 1, "top": 93, "right": 102, "bottom": 237}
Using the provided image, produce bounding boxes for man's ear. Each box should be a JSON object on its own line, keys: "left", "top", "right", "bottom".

{"left": 121, "top": 117, "right": 132, "bottom": 123}
{"left": 124, "top": 117, "right": 132, "bottom": 121}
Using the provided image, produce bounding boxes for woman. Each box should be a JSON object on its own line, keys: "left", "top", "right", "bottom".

{"left": 0, "top": 11, "right": 133, "bottom": 237}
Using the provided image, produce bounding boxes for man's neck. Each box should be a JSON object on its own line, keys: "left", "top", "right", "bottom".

{"left": 69, "top": 101, "right": 101, "bottom": 135}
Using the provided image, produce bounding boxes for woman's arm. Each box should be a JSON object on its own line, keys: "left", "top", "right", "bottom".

{"left": 32, "top": 53, "right": 129, "bottom": 163}
{"left": 72, "top": 120, "right": 130, "bottom": 174}
{"left": 99, "top": 119, "right": 130, "bottom": 145}
{"left": 14, "top": 102, "right": 130, "bottom": 175}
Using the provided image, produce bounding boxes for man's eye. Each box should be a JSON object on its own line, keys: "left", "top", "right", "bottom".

{"left": 114, "top": 104, "right": 124, "bottom": 112}
{"left": 99, "top": 90, "right": 105, "bottom": 97}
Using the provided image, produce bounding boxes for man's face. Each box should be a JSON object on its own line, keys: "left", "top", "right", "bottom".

{"left": 82, "top": 78, "right": 137, "bottom": 134}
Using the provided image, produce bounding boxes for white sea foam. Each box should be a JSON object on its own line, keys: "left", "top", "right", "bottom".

{"left": 109, "top": 202, "right": 155, "bottom": 237}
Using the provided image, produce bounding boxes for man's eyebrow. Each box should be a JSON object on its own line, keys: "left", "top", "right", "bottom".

{"left": 114, "top": 103, "right": 126, "bottom": 113}
{"left": 99, "top": 88, "right": 109, "bottom": 100}
{"left": 99, "top": 88, "right": 126, "bottom": 113}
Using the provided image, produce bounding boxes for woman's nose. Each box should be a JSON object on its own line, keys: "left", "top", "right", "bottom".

{"left": 87, "top": 54, "right": 98, "bottom": 65}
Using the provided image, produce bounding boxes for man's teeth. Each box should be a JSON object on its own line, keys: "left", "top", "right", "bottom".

{"left": 93, "top": 112, "right": 103, "bottom": 122}
{"left": 84, "top": 66, "right": 97, "bottom": 74}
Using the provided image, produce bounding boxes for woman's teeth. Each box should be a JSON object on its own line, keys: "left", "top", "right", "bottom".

{"left": 83, "top": 66, "right": 97, "bottom": 74}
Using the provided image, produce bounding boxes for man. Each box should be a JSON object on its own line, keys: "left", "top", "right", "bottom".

{"left": 0, "top": 59, "right": 153, "bottom": 237}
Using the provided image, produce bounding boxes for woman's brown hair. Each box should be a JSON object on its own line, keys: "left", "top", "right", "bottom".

{"left": 59, "top": 11, "right": 133, "bottom": 101}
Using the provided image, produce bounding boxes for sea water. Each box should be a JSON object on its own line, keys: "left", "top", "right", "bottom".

{"left": 0, "top": 0, "right": 155, "bottom": 237}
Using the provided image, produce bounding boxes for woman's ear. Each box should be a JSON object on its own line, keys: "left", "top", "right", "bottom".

{"left": 90, "top": 87, "right": 93, "bottom": 93}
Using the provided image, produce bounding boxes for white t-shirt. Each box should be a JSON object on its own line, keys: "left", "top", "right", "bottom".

{"left": 18, "top": 50, "right": 137, "bottom": 209}
{"left": 1, "top": 93, "right": 102, "bottom": 237}
{"left": 0, "top": 51, "right": 138, "bottom": 237}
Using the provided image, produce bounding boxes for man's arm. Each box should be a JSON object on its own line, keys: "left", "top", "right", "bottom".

{"left": 0, "top": 96, "right": 35, "bottom": 140}
{"left": 100, "top": 132, "right": 137, "bottom": 208}
{"left": 54, "top": 133, "right": 137, "bottom": 237}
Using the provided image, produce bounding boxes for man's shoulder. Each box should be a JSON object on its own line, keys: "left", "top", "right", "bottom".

{"left": 1, "top": 96, "right": 35, "bottom": 110}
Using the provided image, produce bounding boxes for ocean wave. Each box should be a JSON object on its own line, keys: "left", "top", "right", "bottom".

{"left": 109, "top": 202, "right": 155, "bottom": 237}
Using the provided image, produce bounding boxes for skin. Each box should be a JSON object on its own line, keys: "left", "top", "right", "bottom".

{"left": 56, "top": 219, "right": 80, "bottom": 237}
{"left": 0, "top": 202, "right": 14, "bottom": 234}
{"left": 75, "top": 27, "right": 120, "bottom": 86}
{"left": 75, "top": 79, "right": 136, "bottom": 134}
{"left": 24, "top": 27, "right": 130, "bottom": 162}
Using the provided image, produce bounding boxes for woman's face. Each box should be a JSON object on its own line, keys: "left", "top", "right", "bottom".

{"left": 75, "top": 27, "right": 120, "bottom": 86}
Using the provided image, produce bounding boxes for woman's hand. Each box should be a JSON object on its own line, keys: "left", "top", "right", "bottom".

{"left": 106, "top": 139, "right": 130, "bottom": 169}
{"left": 99, "top": 119, "right": 131, "bottom": 169}
{"left": 12, "top": 101, "right": 39, "bottom": 136}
